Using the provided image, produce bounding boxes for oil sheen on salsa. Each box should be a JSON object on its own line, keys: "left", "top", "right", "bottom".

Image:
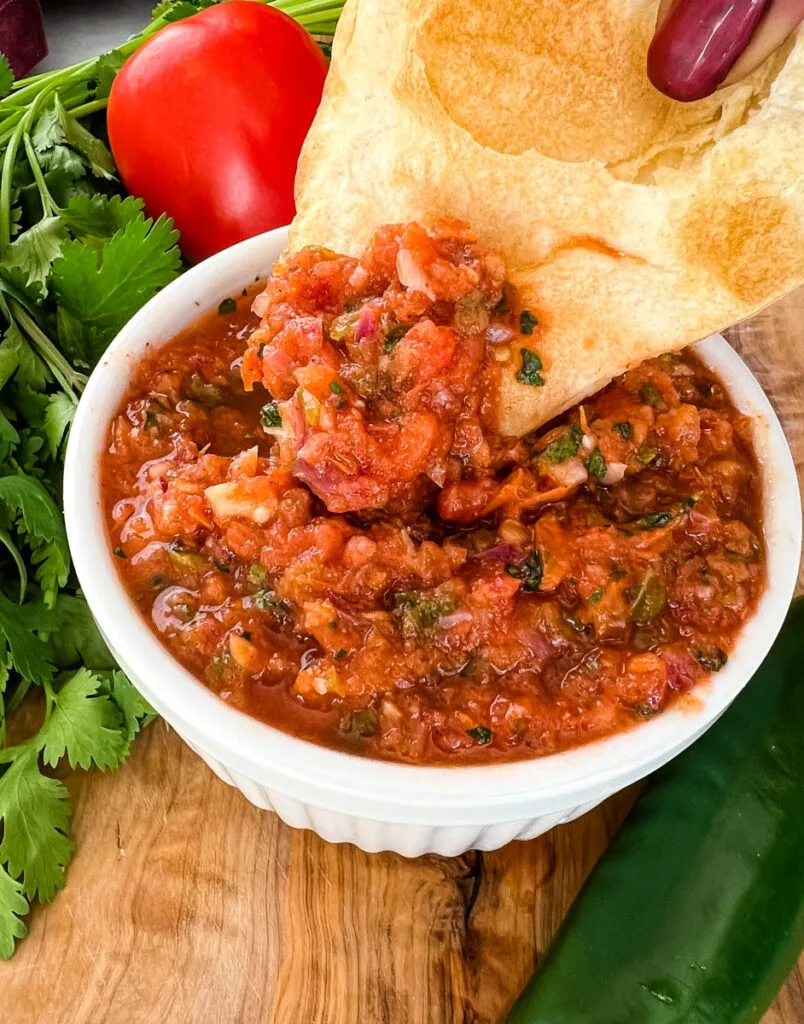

{"left": 102, "top": 221, "right": 765, "bottom": 764}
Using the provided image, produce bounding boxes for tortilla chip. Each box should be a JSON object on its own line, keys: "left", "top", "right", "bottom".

{"left": 291, "top": 0, "right": 804, "bottom": 436}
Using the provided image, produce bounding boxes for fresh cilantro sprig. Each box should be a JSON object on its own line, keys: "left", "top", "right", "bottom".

{"left": 0, "top": 0, "right": 344, "bottom": 960}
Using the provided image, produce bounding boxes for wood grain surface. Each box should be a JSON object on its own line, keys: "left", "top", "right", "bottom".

{"left": 3, "top": 290, "right": 803, "bottom": 1024}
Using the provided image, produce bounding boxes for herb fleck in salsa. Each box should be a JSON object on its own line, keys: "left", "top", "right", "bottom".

{"left": 102, "top": 222, "right": 765, "bottom": 765}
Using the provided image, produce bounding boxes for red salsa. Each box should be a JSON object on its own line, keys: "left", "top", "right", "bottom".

{"left": 102, "top": 221, "right": 765, "bottom": 764}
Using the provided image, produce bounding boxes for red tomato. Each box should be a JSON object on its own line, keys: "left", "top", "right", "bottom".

{"left": 107, "top": 1, "right": 327, "bottom": 262}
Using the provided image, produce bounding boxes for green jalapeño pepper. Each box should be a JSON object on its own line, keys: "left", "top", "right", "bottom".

{"left": 509, "top": 598, "right": 804, "bottom": 1024}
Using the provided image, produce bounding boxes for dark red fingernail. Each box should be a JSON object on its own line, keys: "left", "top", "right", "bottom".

{"left": 648, "top": 0, "right": 771, "bottom": 101}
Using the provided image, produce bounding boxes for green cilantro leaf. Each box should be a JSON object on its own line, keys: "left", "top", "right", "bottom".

{"left": 2, "top": 216, "right": 66, "bottom": 296}
{"left": 383, "top": 325, "right": 406, "bottom": 354}
{"left": 613, "top": 421, "right": 632, "bottom": 441}
{"left": 31, "top": 107, "right": 62, "bottom": 152}
{"left": 0, "top": 862, "right": 28, "bottom": 960}
{"left": 90, "top": 51, "right": 126, "bottom": 101}
{"left": 100, "top": 670, "right": 155, "bottom": 742}
{"left": 36, "top": 144, "right": 86, "bottom": 182}
{"left": 0, "top": 323, "right": 50, "bottom": 392}
{"left": 0, "top": 56, "right": 14, "bottom": 99}
{"left": 39, "top": 669, "right": 129, "bottom": 772}
{"left": 41, "top": 167, "right": 94, "bottom": 212}
{"left": 467, "top": 725, "right": 492, "bottom": 745}
{"left": 42, "top": 393, "right": 76, "bottom": 458}
{"left": 217, "top": 297, "right": 236, "bottom": 315}
{"left": 155, "top": 0, "right": 216, "bottom": 23}
{"left": 639, "top": 383, "right": 663, "bottom": 409}
{"left": 260, "top": 402, "right": 282, "bottom": 429}
{"left": 585, "top": 447, "right": 608, "bottom": 480}
{"left": 0, "top": 642, "right": 11, "bottom": 693}
{"left": 519, "top": 310, "right": 539, "bottom": 335}
{"left": 0, "top": 750, "right": 74, "bottom": 902}
{"left": 694, "top": 648, "right": 728, "bottom": 672}
{"left": 51, "top": 212, "right": 182, "bottom": 360}
{"left": 516, "top": 347, "right": 545, "bottom": 387}
{"left": 504, "top": 550, "right": 543, "bottom": 592}
{"left": 0, "top": 411, "right": 19, "bottom": 462}
{"left": 636, "top": 509, "right": 674, "bottom": 530}
{"left": 8, "top": 384, "right": 48, "bottom": 431}
{"left": 52, "top": 97, "right": 115, "bottom": 180}
{"left": 30, "top": 108, "right": 87, "bottom": 180}
{"left": 0, "top": 591, "right": 55, "bottom": 685}
{"left": 0, "top": 473, "right": 70, "bottom": 605}
{"left": 49, "top": 593, "right": 116, "bottom": 671}
{"left": 543, "top": 423, "right": 583, "bottom": 463}
{"left": 55, "top": 306, "right": 90, "bottom": 368}
{"left": 61, "top": 194, "right": 145, "bottom": 241}
{"left": 393, "top": 590, "right": 455, "bottom": 633}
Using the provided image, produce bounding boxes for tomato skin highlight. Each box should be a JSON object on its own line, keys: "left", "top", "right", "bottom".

{"left": 107, "top": 1, "right": 327, "bottom": 262}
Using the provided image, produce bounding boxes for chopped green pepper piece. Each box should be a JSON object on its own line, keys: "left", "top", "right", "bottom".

{"left": 329, "top": 381, "right": 344, "bottom": 395}
{"left": 639, "top": 383, "right": 663, "bottom": 408}
{"left": 248, "top": 564, "right": 269, "bottom": 585}
{"left": 467, "top": 725, "right": 493, "bottom": 745}
{"left": 630, "top": 568, "right": 666, "bottom": 626}
{"left": 167, "top": 543, "right": 205, "bottom": 573}
{"left": 635, "top": 444, "right": 657, "bottom": 467}
{"left": 588, "top": 587, "right": 605, "bottom": 605}
{"left": 217, "top": 297, "right": 237, "bottom": 315}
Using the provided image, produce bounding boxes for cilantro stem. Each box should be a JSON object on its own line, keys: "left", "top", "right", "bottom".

{"left": 0, "top": 118, "right": 24, "bottom": 247}
{"left": 4, "top": 680, "right": 32, "bottom": 721}
{"left": 5, "top": 59, "right": 95, "bottom": 109}
{"left": 0, "top": 528, "right": 27, "bottom": 604}
{"left": 9, "top": 301, "right": 86, "bottom": 399}
{"left": 22, "top": 134, "right": 57, "bottom": 217}
{"left": 69, "top": 98, "right": 109, "bottom": 120}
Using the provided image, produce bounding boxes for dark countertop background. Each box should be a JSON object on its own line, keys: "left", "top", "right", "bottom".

{"left": 37, "top": 0, "right": 154, "bottom": 71}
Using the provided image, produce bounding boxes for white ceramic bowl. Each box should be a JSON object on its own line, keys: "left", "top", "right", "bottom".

{"left": 64, "top": 226, "right": 801, "bottom": 857}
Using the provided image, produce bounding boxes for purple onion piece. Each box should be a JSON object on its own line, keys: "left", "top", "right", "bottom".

{"left": 475, "top": 542, "right": 522, "bottom": 563}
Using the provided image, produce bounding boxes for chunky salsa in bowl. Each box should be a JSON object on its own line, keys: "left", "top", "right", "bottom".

{"left": 100, "top": 222, "right": 767, "bottom": 766}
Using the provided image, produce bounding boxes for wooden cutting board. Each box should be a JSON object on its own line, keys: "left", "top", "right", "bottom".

{"left": 4, "top": 290, "right": 803, "bottom": 1024}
